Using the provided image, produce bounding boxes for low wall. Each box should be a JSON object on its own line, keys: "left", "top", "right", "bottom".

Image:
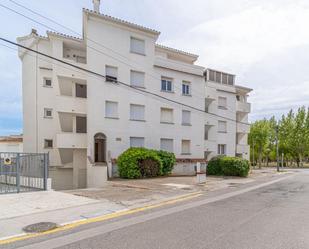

{"left": 0, "top": 175, "right": 51, "bottom": 190}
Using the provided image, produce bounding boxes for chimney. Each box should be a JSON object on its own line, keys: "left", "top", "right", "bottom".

{"left": 31, "top": 29, "right": 38, "bottom": 35}
{"left": 93, "top": 0, "right": 100, "bottom": 13}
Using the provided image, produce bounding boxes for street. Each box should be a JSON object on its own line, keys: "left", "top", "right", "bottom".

{"left": 3, "top": 170, "right": 309, "bottom": 249}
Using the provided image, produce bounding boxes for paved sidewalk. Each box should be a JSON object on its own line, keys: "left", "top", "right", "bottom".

{"left": 0, "top": 168, "right": 292, "bottom": 240}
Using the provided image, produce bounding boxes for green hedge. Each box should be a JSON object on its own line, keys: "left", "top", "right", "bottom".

{"left": 117, "top": 148, "right": 176, "bottom": 179}
{"left": 207, "top": 156, "right": 250, "bottom": 177}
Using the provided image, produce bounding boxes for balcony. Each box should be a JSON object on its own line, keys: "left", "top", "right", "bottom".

{"left": 236, "top": 144, "right": 250, "bottom": 154}
{"left": 56, "top": 96, "right": 86, "bottom": 114}
{"left": 237, "top": 122, "right": 250, "bottom": 134}
{"left": 236, "top": 101, "right": 251, "bottom": 113}
{"left": 204, "top": 140, "right": 217, "bottom": 152}
{"left": 56, "top": 133, "right": 87, "bottom": 149}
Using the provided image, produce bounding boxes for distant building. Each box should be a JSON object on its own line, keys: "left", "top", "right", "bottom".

{"left": 0, "top": 135, "right": 23, "bottom": 152}
{"left": 17, "top": 0, "right": 252, "bottom": 190}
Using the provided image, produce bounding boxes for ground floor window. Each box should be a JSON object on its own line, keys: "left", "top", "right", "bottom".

{"left": 217, "top": 144, "right": 226, "bottom": 155}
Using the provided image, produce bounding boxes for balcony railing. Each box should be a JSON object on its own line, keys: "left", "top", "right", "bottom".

{"left": 236, "top": 144, "right": 250, "bottom": 154}
{"left": 56, "top": 96, "right": 86, "bottom": 114}
{"left": 236, "top": 101, "right": 251, "bottom": 113}
{"left": 237, "top": 122, "right": 250, "bottom": 134}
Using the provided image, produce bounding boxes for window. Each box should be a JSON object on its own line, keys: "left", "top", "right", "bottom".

{"left": 218, "top": 121, "right": 227, "bottom": 133}
{"left": 130, "top": 104, "right": 145, "bottom": 121}
{"left": 44, "top": 108, "right": 53, "bottom": 118}
{"left": 182, "top": 110, "right": 191, "bottom": 125}
{"left": 236, "top": 95, "right": 240, "bottom": 101}
{"left": 160, "top": 138, "right": 173, "bottom": 152}
{"left": 76, "top": 116, "right": 87, "bottom": 133}
{"left": 160, "top": 108, "right": 173, "bottom": 124}
{"left": 222, "top": 73, "right": 228, "bottom": 84}
{"left": 105, "top": 101, "right": 118, "bottom": 119}
{"left": 94, "top": 133, "right": 106, "bottom": 163}
{"left": 75, "top": 83, "right": 87, "bottom": 98}
{"left": 215, "top": 71, "right": 221, "bottom": 83}
{"left": 181, "top": 140, "right": 191, "bottom": 154}
{"left": 130, "top": 70, "right": 145, "bottom": 88}
{"left": 204, "top": 125, "right": 211, "bottom": 140}
{"left": 105, "top": 65, "right": 118, "bottom": 83}
{"left": 182, "top": 81, "right": 191, "bottom": 96}
{"left": 130, "top": 137, "right": 145, "bottom": 148}
{"left": 43, "top": 78, "right": 52, "bottom": 87}
{"left": 218, "top": 96, "right": 227, "bottom": 109}
{"left": 130, "top": 37, "right": 145, "bottom": 55}
{"left": 161, "top": 77, "right": 173, "bottom": 92}
{"left": 228, "top": 75, "right": 234, "bottom": 85}
{"left": 209, "top": 70, "right": 215, "bottom": 82}
{"left": 44, "top": 139, "right": 53, "bottom": 148}
{"left": 218, "top": 144, "right": 226, "bottom": 155}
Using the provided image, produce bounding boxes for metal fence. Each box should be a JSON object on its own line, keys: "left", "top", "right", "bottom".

{"left": 0, "top": 152, "right": 48, "bottom": 194}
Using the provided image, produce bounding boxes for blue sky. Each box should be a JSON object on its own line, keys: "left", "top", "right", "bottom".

{"left": 0, "top": 0, "right": 309, "bottom": 135}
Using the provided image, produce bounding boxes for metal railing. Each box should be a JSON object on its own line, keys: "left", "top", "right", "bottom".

{"left": 0, "top": 152, "right": 49, "bottom": 194}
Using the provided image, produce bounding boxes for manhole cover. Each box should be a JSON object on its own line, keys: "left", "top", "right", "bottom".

{"left": 23, "top": 222, "right": 58, "bottom": 233}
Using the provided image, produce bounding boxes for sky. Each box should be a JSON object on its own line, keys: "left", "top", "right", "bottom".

{"left": 0, "top": 0, "right": 309, "bottom": 135}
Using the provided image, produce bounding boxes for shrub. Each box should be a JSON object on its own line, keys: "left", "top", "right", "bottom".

{"left": 207, "top": 156, "right": 224, "bottom": 175}
{"left": 117, "top": 147, "right": 163, "bottom": 179}
{"left": 207, "top": 156, "right": 250, "bottom": 177}
{"left": 154, "top": 150, "right": 176, "bottom": 175}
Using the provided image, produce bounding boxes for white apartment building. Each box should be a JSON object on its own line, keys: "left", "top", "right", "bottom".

{"left": 17, "top": 1, "right": 252, "bottom": 190}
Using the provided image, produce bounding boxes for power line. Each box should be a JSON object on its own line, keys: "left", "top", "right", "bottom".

{"left": 0, "top": 37, "right": 250, "bottom": 125}
{"left": 2, "top": 1, "right": 229, "bottom": 105}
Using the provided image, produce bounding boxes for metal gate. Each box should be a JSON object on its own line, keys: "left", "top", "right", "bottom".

{"left": 0, "top": 152, "right": 48, "bottom": 194}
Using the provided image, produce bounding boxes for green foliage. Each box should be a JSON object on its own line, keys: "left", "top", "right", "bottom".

{"left": 207, "top": 156, "right": 224, "bottom": 175}
{"left": 249, "top": 106, "right": 309, "bottom": 167}
{"left": 117, "top": 148, "right": 176, "bottom": 179}
{"left": 155, "top": 150, "right": 176, "bottom": 175}
{"left": 117, "top": 147, "right": 162, "bottom": 179}
{"left": 207, "top": 156, "right": 250, "bottom": 177}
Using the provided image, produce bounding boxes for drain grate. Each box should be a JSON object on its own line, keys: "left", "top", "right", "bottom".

{"left": 23, "top": 222, "right": 58, "bottom": 233}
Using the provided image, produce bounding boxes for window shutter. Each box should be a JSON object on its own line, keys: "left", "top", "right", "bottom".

{"left": 130, "top": 37, "right": 145, "bottom": 55}
{"left": 218, "top": 121, "right": 227, "bottom": 132}
{"left": 181, "top": 140, "right": 190, "bottom": 154}
{"left": 182, "top": 110, "right": 191, "bottom": 125}
{"left": 131, "top": 71, "right": 145, "bottom": 87}
{"left": 160, "top": 108, "right": 173, "bottom": 123}
{"left": 130, "top": 137, "right": 145, "bottom": 147}
{"left": 130, "top": 104, "right": 145, "bottom": 120}
{"left": 105, "top": 101, "right": 118, "bottom": 118}
{"left": 106, "top": 66, "right": 117, "bottom": 78}
{"left": 218, "top": 97, "right": 227, "bottom": 108}
{"left": 160, "top": 139, "right": 173, "bottom": 152}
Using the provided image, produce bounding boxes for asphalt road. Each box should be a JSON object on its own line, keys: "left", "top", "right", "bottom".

{"left": 5, "top": 170, "right": 309, "bottom": 249}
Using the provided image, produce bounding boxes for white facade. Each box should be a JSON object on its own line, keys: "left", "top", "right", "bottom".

{"left": 17, "top": 2, "right": 252, "bottom": 190}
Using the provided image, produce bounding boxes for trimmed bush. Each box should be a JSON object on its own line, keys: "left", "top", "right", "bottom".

{"left": 207, "top": 156, "right": 250, "bottom": 177}
{"left": 117, "top": 147, "right": 163, "bottom": 179}
{"left": 154, "top": 150, "right": 176, "bottom": 175}
{"left": 207, "top": 156, "right": 224, "bottom": 175}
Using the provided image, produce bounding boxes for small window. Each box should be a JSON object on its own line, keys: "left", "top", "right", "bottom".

{"left": 218, "top": 96, "right": 227, "bottom": 109}
{"left": 218, "top": 144, "right": 226, "bottom": 155}
{"left": 218, "top": 121, "right": 227, "bottom": 133}
{"left": 209, "top": 70, "right": 215, "bottom": 82}
{"left": 222, "top": 73, "right": 228, "bottom": 84}
{"left": 160, "top": 138, "right": 173, "bottom": 152}
{"left": 130, "top": 70, "right": 145, "bottom": 88}
{"left": 130, "top": 104, "right": 145, "bottom": 121}
{"left": 228, "top": 75, "right": 234, "bottom": 85}
{"left": 75, "top": 83, "right": 87, "bottom": 98}
{"left": 182, "top": 81, "right": 191, "bottom": 96}
{"left": 204, "top": 125, "right": 211, "bottom": 140}
{"left": 182, "top": 110, "right": 191, "bottom": 125}
{"left": 236, "top": 95, "right": 240, "bottom": 101}
{"left": 105, "top": 65, "right": 118, "bottom": 83}
{"left": 43, "top": 78, "right": 52, "bottom": 87}
{"left": 76, "top": 116, "right": 87, "bottom": 133}
{"left": 44, "top": 108, "right": 53, "bottom": 118}
{"left": 181, "top": 140, "right": 191, "bottom": 154}
{"left": 130, "top": 137, "right": 145, "bottom": 148}
{"left": 161, "top": 78, "right": 173, "bottom": 92}
{"left": 130, "top": 37, "right": 145, "bottom": 55}
{"left": 160, "top": 108, "right": 173, "bottom": 124}
{"left": 105, "top": 101, "right": 118, "bottom": 119}
{"left": 215, "top": 72, "right": 221, "bottom": 83}
{"left": 44, "top": 139, "right": 53, "bottom": 148}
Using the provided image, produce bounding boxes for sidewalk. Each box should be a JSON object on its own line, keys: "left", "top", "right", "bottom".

{"left": 0, "top": 168, "right": 292, "bottom": 240}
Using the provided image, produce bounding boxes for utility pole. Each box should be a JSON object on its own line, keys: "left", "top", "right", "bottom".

{"left": 276, "top": 125, "right": 279, "bottom": 172}
{"left": 252, "top": 139, "right": 255, "bottom": 167}
{"left": 281, "top": 152, "right": 284, "bottom": 168}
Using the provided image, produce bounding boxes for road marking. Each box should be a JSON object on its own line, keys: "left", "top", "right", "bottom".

{"left": 0, "top": 191, "right": 202, "bottom": 245}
